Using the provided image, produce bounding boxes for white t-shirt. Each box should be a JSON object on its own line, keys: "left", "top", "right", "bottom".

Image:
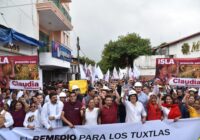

{"left": 124, "top": 101, "right": 147, "bottom": 123}
{"left": 85, "top": 108, "right": 99, "bottom": 125}
{"left": 0, "top": 110, "right": 14, "bottom": 128}
{"left": 23, "top": 110, "right": 41, "bottom": 128}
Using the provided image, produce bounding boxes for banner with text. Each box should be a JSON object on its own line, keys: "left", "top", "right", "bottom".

{"left": 155, "top": 58, "right": 200, "bottom": 87}
{"left": 0, "top": 56, "right": 41, "bottom": 90}
{"left": 0, "top": 119, "right": 200, "bottom": 140}
{"left": 52, "top": 41, "right": 72, "bottom": 62}
{"left": 69, "top": 80, "right": 88, "bottom": 94}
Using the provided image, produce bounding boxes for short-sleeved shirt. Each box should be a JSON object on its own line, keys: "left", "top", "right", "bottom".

{"left": 188, "top": 106, "right": 200, "bottom": 118}
{"left": 147, "top": 103, "right": 162, "bottom": 121}
{"left": 138, "top": 92, "right": 148, "bottom": 108}
{"left": 85, "top": 108, "right": 99, "bottom": 125}
{"left": 83, "top": 95, "right": 93, "bottom": 106}
{"left": 62, "top": 101, "right": 82, "bottom": 126}
{"left": 124, "top": 101, "right": 147, "bottom": 123}
{"left": 11, "top": 108, "right": 26, "bottom": 127}
{"left": 100, "top": 102, "right": 118, "bottom": 124}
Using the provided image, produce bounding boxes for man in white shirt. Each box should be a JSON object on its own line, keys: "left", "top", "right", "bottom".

{"left": 122, "top": 90, "right": 146, "bottom": 123}
{"left": 44, "top": 87, "right": 59, "bottom": 103}
{"left": 0, "top": 102, "right": 14, "bottom": 128}
{"left": 41, "top": 92, "right": 63, "bottom": 130}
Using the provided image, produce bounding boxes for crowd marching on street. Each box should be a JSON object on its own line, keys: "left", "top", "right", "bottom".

{"left": 0, "top": 77, "right": 199, "bottom": 131}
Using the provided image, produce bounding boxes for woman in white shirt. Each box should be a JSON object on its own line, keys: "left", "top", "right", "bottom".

{"left": 82, "top": 99, "right": 100, "bottom": 125}
{"left": 122, "top": 90, "right": 147, "bottom": 124}
{"left": 23, "top": 102, "right": 41, "bottom": 129}
{"left": 0, "top": 102, "right": 13, "bottom": 128}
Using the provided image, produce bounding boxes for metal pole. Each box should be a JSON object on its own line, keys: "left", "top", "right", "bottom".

{"left": 77, "top": 37, "right": 80, "bottom": 80}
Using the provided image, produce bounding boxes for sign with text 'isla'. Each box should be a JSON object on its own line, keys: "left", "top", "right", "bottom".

{"left": 155, "top": 58, "right": 200, "bottom": 87}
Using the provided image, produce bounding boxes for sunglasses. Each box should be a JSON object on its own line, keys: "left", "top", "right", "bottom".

{"left": 73, "top": 89, "right": 80, "bottom": 92}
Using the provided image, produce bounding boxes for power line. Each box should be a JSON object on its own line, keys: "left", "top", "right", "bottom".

{"left": 0, "top": 3, "right": 34, "bottom": 9}
{"left": 72, "top": 30, "right": 89, "bottom": 58}
{"left": 9, "top": 0, "right": 38, "bottom": 27}
{"left": 0, "top": 13, "right": 9, "bottom": 27}
{"left": 80, "top": 49, "right": 87, "bottom": 57}
{"left": 0, "top": 0, "right": 38, "bottom": 28}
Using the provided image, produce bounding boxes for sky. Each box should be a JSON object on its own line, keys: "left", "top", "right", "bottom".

{"left": 70, "top": 0, "right": 200, "bottom": 62}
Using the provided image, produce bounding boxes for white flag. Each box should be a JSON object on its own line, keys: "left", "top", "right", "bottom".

{"left": 112, "top": 67, "right": 119, "bottom": 79}
{"left": 104, "top": 69, "right": 110, "bottom": 82}
{"left": 91, "top": 65, "right": 98, "bottom": 84}
{"left": 133, "top": 64, "right": 140, "bottom": 79}
{"left": 80, "top": 65, "right": 87, "bottom": 79}
{"left": 97, "top": 66, "right": 104, "bottom": 80}
{"left": 119, "top": 67, "right": 127, "bottom": 79}
{"left": 128, "top": 67, "right": 134, "bottom": 79}
{"left": 86, "top": 64, "right": 92, "bottom": 81}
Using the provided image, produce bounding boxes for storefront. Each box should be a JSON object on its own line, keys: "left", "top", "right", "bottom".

{"left": 39, "top": 41, "right": 72, "bottom": 83}
{"left": 0, "top": 25, "right": 44, "bottom": 90}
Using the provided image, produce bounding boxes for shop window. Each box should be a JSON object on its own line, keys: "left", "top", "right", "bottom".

{"left": 63, "top": 32, "right": 69, "bottom": 47}
{"left": 39, "top": 31, "right": 50, "bottom": 52}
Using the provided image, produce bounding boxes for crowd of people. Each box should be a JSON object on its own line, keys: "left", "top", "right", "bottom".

{"left": 0, "top": 78, "right": 199, "bottom": 131}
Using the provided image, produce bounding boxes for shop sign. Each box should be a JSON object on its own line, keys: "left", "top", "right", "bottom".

{"left": 3, "top": 44, "right": 20, "bottom": 52}
{"left": 181, "top": 41, "right": 200, "bottom": 54}
{"left": 52, "top": 41, "right": 71, "bottom": 62}
{"left": 156, "top": 58, "right": 200, "bottom": 87}
{"left": 0, "top": 56, "right": 40, "bottom": 90}
{"left": 191, "top": 41, "right": 200, "bottom": 52}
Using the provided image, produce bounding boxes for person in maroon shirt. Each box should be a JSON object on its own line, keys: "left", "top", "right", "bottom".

{"left": 61, "top": 92, "right": 84, "bottom": 128}
{"left": 100, "top": 92, "right": 120, "bottom": 124}
{"left": 11, "top": 98, "right": 29, "bottom": 127}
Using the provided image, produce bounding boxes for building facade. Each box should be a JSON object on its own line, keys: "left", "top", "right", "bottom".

{"left": 134, "top": 32, "right": 200, "bottom": 80}
{"left": 154, "top": 32, "right": 200, "bottom": 58}
{"left": 0, "top": 0, "right": 73, "bottom": 84}
{"left": 134, "top": 55, "right": 165, "bottom": 81}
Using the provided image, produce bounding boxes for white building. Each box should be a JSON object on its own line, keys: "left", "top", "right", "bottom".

{"left": 134, "top": 55, "right": 165, "bottom": 81}
{"left": 134, "top": 32, "right": 200, "bottom": 80}
{"left": 154, "top": 32, "right": 200, "bottom": 58}
{"left": 0, "top": 0, "right": 73, "bottom": 83}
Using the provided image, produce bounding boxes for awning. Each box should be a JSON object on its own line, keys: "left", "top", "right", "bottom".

{"left": 0, "top": 24, "right": 44, "bottom": 47}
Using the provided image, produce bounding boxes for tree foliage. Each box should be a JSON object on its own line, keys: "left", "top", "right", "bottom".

{"left": 79, "top": 56, "right": 95, "bottom": 66}
{"left": 98, "top": 33, "right": 152, "bottom": 73}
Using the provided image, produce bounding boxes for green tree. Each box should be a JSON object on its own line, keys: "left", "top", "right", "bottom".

{"left": 79, "top": 56, "right": 95, "bottom": 66}
{"left": 98, "top": 33, "right": 151, "bottom": 73}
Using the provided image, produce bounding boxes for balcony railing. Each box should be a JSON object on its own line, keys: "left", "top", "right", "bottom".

{"left": 49, "top": 0, "right": 71, "bottom": 22}
{"left": 39, "top": 40, "right": 71, "bottom": 53}
{"left": 39, "top": 45, "right": 50, "bottom": 52}
{"left": 37, "top": 0, "right": 71, "bottom": 22}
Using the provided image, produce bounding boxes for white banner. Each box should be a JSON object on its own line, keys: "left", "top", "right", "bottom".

{"left": 0, "top": 119, "right": 200, "bottom": 140}
{"left": 10, "top": 80, "right": 41, "bottom": 90}
{"left": 169, "top": 77, "right": 200, "bottom": 87}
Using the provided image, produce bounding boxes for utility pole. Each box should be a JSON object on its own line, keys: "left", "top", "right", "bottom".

{"left": 77, "top": 37, "right": 80, "bottom": 80}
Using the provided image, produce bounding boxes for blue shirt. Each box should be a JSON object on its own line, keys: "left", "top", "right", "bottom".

{"left": 138, "top": 92, "right": 148, "bottom": 109}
